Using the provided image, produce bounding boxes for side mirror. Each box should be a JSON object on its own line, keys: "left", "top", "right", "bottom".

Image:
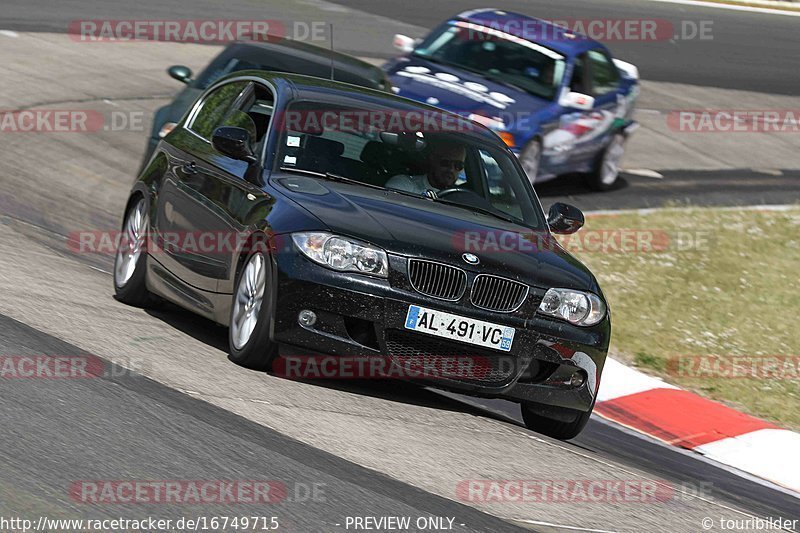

{"left": 547, "top": 202, "right": 584, "bottom": 235}
{"left": 211, "top": 127, "right": 257, "bottom": 164}
{"left": 393, "top": 34, "right": 416, "bottom": 53}
{"left": 167, "top": 65, "right": 193, "bottom": 84}
{"left": 558, "top": 91, "right": 595, "bottom": 111}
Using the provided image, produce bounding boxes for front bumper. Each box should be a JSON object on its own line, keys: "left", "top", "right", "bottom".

{"left": 270, "top": 249, "right": 610, "bottom": 412}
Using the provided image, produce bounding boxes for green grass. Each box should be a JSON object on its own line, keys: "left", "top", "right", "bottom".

{"left": 634, "top": 351, "right": 666, "bottom": 372}
{"left": 563, "top": 206, "right": 800, "bottom": 430}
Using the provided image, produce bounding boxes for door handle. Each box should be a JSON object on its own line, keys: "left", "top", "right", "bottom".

{"left": 182, "top": 161, "right": 198, "bottom": 174}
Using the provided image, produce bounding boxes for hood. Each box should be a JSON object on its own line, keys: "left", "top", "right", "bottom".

{"left": 386, "top": 56, "right": 553, "bottom": 139}
{"left": 273, "top": 175, "right": 596, "bottom": 291}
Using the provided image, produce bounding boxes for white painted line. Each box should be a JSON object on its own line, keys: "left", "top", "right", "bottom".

{"left": 647, "top": 0, "right": 800, "bottom": 17}
{"left": 695, "top": 429, "right": 800, "bottom": 493}
{"left": 585, "top": 204, "right": 799, "bottom": 217}
{"left": 711, "top": 0, "right": 800, "bottom": 5}
{"left": 0, "top": 30, "right": 19, "bottom": 38}
{"left": 356, "top": 56, "right": 386, "bottom": 67}
{"left": 622, "top": 168, "right": 664, "bottom": 179}
{"left": 635, "top": 108, "right": 664, "bottom": 115}
{"left": 751, "top": 168, "right": 784, "bottom": 176}
{"left": 303, "top": 0, "right": 351, "bottom": 12}
{"left": 507, "top": 519, "right": 619, "bottom": 533}
{"left": 596, "top": 357, "right": 678, "bottom": 402}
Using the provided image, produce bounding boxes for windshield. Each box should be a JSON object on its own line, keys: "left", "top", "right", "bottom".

{"left": 194, "top": 57, "right": 274, "bottom": 89}
{"left": 193, "top": 48, "right": 386, "bottom": 91}
{"left": 412, "top": 21, "right": 566, "bottom": 101}
{"left": 275, "top": 101, "right": 546, "bottom": 229}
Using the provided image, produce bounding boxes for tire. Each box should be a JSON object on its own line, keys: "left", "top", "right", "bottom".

{"left": 521, "top": 401, "right": 594, "bottom": 440}
{"left": 586, "top": 132, "right": 626, "bottom": 191}
{"left": 113, "top": 197, "right": 155, "bottom": 307}
{"left": 228, "top": 250, "right": 279, "bottom": 370}
{"left": 520, "top": 139, "right": 542, "bottom": 185}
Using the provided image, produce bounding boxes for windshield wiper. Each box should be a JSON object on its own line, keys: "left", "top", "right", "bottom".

{"left": 279, "top": 167, "right": 385, "bottom": 190}
{"left": 324, "top": 172, "right": 386, "bottom": 190}
{"left": 384, "top": 186, "right": 430, "bottom": 201}
{"left": 432, "top": 196, "right": 523, "bottom": 225}
{"left": 479, "top": 72, "right": 528, "bottom": 94}
{"left": 411, "top": 54, "right": 481, "bottom": 77}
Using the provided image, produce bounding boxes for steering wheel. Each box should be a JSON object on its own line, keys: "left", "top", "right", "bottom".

{"left": 436, "top": 187, "right": 471, "bottom": 198}
{"left": 434, "top": 187, "right": 496, "bottom": 212}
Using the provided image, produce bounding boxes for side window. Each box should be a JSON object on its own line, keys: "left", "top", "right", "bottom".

{"left": 569, "top": 54, "right": 588, "bottom": 94}
{"left": 188, "top": 81, "right": 248, "bottom": 140}
{"left": 587, "top": 50, "right": 620, "bottom": 95}
{"left": 480, "top": 149, "right": 523, "bottom": 221}
{"left": 220, "top": 83, "right": 274, "bottom": 154}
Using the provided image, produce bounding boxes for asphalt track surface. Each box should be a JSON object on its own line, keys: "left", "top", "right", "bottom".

{"left": 1, "top": 298, "right": 799, "bottom": 530}
{"left": 2, "top": 0, "right": 799, "bottom": 94}
{"left": 537, "top": 168, "right": 800, "bottom": 210}
{"left": 0, "top": 0, "right": 799, "bottom": 531}
{"left": 0, "top": 313, "right": 524, "bottom": 533}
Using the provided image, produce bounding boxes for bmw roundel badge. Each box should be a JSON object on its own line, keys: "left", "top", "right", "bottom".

{"left": 462, "top": 253, "right": 480, "bottom": 265}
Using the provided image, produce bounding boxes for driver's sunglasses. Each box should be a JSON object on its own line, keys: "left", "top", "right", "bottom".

{"left": 438, "top": 159, "right": 465, "bottom": 171}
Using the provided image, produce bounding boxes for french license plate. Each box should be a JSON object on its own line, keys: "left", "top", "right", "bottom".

{"left": 404, "top": 305, "right": 515, "bottom": 352}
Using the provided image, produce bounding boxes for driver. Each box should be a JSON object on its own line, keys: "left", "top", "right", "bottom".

{"left": 385, "top": 140, "right": 466, "bottom": 195}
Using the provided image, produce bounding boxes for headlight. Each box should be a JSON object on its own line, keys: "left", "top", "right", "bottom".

{"left": 538, "top": 288, "right": 606, "bottom": 326}
{"left": 468, "top": 114, "right": 515, "bottom": 148}
{"left": 292, "top": 232, "right": 389, "bottom": 278}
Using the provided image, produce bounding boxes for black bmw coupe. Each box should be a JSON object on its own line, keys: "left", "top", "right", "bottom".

{"left": 115, "top": 71, "right": 610, "bottom": 439}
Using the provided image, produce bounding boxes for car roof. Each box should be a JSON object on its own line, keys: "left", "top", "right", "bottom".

{"left": 456, "top": 8, "right": 604, "bottom": 56}
{"left": 217, "top": 70, "right": 504, "bottom": 145}
{"left": 225, "top": 40, "right": 386, "bottom": 84}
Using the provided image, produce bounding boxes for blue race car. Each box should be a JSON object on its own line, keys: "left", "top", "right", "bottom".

{"left": 386, "top": 9, "right": 640, "bottom": 191}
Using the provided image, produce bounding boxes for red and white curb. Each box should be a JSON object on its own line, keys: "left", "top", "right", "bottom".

{"left": 595, "top": 358, "right": 800, "bottom": 494}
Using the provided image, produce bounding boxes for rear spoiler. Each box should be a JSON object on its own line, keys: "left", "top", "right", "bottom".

{"left": 613, "top": 59, "right": 639, "bottom": 81}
